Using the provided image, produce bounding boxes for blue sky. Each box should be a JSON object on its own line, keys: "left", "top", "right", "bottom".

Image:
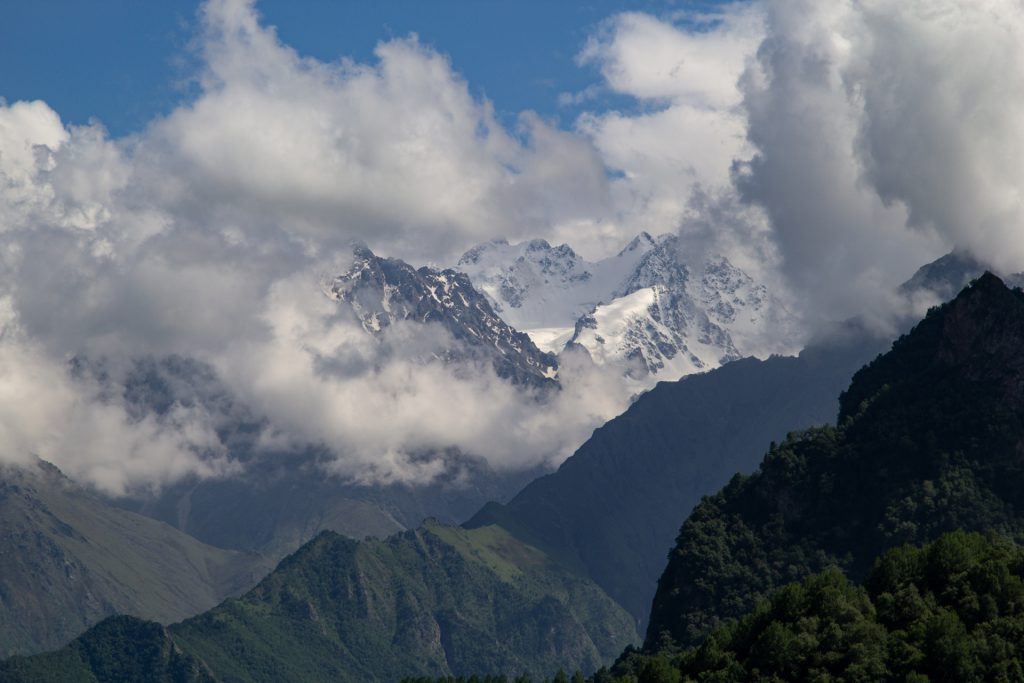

{"left": 0, "top": 0, "right": 710, "bottom": 137}
{"left": 0, "top": 0, "right": 767, "bottom": 268}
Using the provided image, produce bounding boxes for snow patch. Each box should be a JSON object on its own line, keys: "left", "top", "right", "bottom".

{"left": 456, "top": 233, "right": 799, "bottom": 388}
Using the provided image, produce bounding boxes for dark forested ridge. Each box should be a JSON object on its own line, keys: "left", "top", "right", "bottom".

{"left": 609, "top": 532, "right": 1024, "bottom": 682}
{"left": 646, "top": 273, "right": 1024, "bottom": 649}
{"left": 468, "top": 333, "right": 882, "bottom": 628}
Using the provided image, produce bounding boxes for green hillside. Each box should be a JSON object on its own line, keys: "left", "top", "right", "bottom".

{"left": 0, "top": 616, "right": 214, "bottom": 683}
{"left": 174, "top": 522, "right": 635, "bottom": 681}
{"left": 0, "top": 461, "right": 271, "bottom": 657}
{"left": 0, "top": 521, "right": 635, "bottom": 682}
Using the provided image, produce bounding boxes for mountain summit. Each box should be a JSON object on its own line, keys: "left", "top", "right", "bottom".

{"left": 899, "top": 251, "right": 1024, "bottom": 307}
{"left": 457, "top": 234, "right": 796, "bottom": 383}
{"left": 646, "top": 273, "right": 1024, "bottom": 647}
{"left": 326, "top": 245, "right": 557, "bottom": 389}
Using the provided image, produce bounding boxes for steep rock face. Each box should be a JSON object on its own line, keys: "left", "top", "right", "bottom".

{"left": 646, "top": 273, "right": 1024, "bottom": 648}
{"left": 467, "top": 332, "right": 885, "bottom": 630}
{"left": 327, "top": 245, "right": 557, "bottom": 389}
{"left": 457, "top": 234, "right": 795, "bottom": 384}
{"left": 0, "top": 461, "right": 270, "bottom": 657}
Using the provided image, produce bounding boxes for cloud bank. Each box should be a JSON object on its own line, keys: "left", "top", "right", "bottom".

{"left": 2, "top": 0, "right": 1023, "bottom": 492}
{"left": 578, "top": 0, "right": 1024, "bottom": 326}
{"left": 0, "top": 0, "right": 639, "bottom": 493}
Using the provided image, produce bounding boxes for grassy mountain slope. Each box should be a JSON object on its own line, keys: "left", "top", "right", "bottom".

{"left": 174, "top": 522, "right": 635, "bottom": 681}
{"left": 0, "top": 461, "right": 271, "bottom": 657}
{"left": 646, "top": 273, "right": 1024, "bottom": 648}
{"left": 0, "top": 522, "right": 636, "bottom": 682}
{"left": 468, "top": 335, "right": 883, "bottom": 628}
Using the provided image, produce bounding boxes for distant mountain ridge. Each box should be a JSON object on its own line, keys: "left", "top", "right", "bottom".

{"left": 0, "top": 460, "right": 271, "bottom": 657}
{"left": 115, "top": 354, "right": 544, "bottom": 562}
{"left": 467, "top": 333, "right": 884, "bottom": 631}
{"left": 899, "top": 250, "right": 1024, "bottom": 304}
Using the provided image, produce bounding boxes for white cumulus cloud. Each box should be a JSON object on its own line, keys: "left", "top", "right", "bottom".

{"left": 3, "top": 0, "right": 1022, "bottom": 492}
{"left": 0, "top": 0, "right": 635, "bottom": 492}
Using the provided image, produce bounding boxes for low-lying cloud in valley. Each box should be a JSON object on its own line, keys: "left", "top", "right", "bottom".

{"left": 1, "top": 0, "right": 1023, "bottom": 494}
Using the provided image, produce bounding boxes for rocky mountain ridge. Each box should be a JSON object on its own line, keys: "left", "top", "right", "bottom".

{"left": 326, "top": 245, "right": 557, "bottom": 389}
{"left": 456, "top": 233, "right": 797, "bottom": 385}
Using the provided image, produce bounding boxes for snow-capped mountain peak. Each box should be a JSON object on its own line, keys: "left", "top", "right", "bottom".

{"left": 455, "top": 233, "right": 797, "bottom": 387}
{"left": 457, "top": 238, "right": 594, "bottom": 315}
{"left": 612, "top": 233, "right": 688, "bottom": 299}
{"left": 326, "top": 246, "right": 558, "bottom": 389}
{"left": 615, "top": 231, "right": 659, "bottom": 257}
{"left": 454, "top": 233, "right": 661, "bottom": 334}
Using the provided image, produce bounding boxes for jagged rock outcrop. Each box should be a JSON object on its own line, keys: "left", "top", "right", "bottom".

{"left": 328, "top": 245, "right": 557, "bottom": 389}
{"left": 457, "top": 234, "right": 797, "bottom": 383}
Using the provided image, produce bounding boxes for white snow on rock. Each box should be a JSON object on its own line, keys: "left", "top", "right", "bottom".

{"left": 325, "top": 245, "right": 559, "bottom": 390}
{"left": 456, "top": 233, "right": 798, "bottom": 386}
